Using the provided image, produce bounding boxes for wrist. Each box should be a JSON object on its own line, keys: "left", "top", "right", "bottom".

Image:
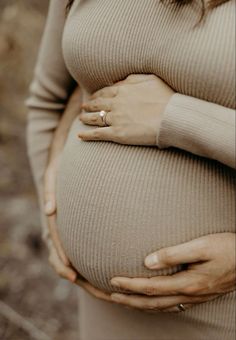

{"left": 155, "top": 94, "right": 175, "bottom": 147}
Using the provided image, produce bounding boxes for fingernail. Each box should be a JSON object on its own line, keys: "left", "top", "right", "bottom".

{"left": 111, "top": 293, "right": 122, "bottom": 301}
{"left": 45, "top": 201, "right": 53, "bottom": 214}
{"left": 110, "top": 279, "right": 120, "bottom": 288}
{"left": 145, "top": 254, "right": 159, "bottom": 268}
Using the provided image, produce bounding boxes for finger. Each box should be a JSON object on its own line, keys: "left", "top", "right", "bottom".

{"left": 44, "top": 164, "right": 57, "bottom": 216}
{"left": 163, "top": 303, "right": 193, "bottom": 313}
{"left": 111, "top": 293, "right": 219, "bottom": 311}
{"left": 110, "top": 294, "right": 179, "bottom": 311}
{"left": 76, "top": 279, "right": 112, "bottom": 303}
{"left": 78, "top": 127, "right": 114, "bottom": 142}
{"left": 81, "top": 98, "right": 113, "bottom": 112}
{"left": 111, "top": 272, "right": 203, "bottom": 296}
{"left": 145, "top": 236, "right": 209, "bottom": 270}
{"left": 79, "top": 111, "right": 112, "bottom": 127}
{"left": 48, "top": 214, "right": 70, "bottom": 267}
{"left": 163, "top": 294, "right": 221, "bottom": 313}
{"left": 48, "top": 244, "right": 77, "bottom": 282}
{"left": 111, "top": 293, "right": 158, "bottom": 310}
{"left": 90, "top": 86, "right": 118, "bottom": 100}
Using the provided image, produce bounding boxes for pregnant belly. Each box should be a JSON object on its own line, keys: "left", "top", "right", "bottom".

{"left": 57, "top": 118, "right": 235, "bottom": 293}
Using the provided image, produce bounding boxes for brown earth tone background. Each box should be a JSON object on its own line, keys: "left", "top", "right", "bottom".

{"left": 0, "top": 1, "right": 78, "bottom": 339}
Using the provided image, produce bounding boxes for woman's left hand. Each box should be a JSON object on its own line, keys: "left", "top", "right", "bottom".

{"left": 110, "top": 233, "right": 236, "bottom": 312}
{"left": 78, "top": 74, "right": 175, "bottom": 145}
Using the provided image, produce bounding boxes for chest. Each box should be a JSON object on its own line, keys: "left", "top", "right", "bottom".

{"left": 63, "top": 0, "right": 235, "bottom": 108}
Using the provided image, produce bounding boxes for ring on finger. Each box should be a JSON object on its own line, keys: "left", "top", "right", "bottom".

{"left": 163, "top": 303, "right": 190, "bottom": 313}
{"left": 177, "top": 303, "right": 186, "bottom": 312}
{"left": 99, "top": 110, "right": 110, "bottom": 126}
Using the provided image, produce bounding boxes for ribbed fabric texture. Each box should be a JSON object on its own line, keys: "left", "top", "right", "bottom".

{"left": 157, "top": 93, "right": 236, "bottom": 168}
{"left": 26, "top": 0, "right": 236, "bottom": 339}
{"left": 57, "top": 117, "right": 236, "bottom": 292}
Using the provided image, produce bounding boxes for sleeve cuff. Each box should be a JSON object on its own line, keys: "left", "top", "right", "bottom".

{"left": 156, "top": 93, "right": 235, "bottom": 167}
{"left": 156, "top": 93, "right": 208, "bottom": 151}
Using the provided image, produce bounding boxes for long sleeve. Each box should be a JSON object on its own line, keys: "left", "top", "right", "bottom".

{"left": 25, "top": 0, "right": 76, "bottom": 243}
{"left": 156, "top": 93, "right": 236, "bottom": 169}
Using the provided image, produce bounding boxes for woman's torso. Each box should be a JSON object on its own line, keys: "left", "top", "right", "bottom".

{"left": 63, "top": 0, "right": 235, "bottom": 107}
{"left": 57, "top": 0, "right": 235, "bottom": 293}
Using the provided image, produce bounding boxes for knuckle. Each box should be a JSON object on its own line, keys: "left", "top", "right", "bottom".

{"left": 144, "top": 286, "right": 157, "bottom": 296}
{"left": 182, "top": 281, "right": 205, "bottom": 295}
{"left": 181, "top": 284, "right": 196, "bottom": 295}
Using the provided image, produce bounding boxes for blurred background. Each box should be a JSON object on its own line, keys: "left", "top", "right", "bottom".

{"left": 0, "top": 1, "right": 78, "bottom": 339}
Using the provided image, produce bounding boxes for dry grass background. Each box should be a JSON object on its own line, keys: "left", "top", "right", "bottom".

{"left": 0, "top": 1, "right": 78, "bottom": 339}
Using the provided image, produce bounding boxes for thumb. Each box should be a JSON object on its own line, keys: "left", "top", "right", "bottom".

{"left": 144, "top": 237, "right": 209, "bottom": 270}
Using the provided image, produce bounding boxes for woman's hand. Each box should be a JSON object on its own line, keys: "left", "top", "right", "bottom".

{"left": 78, "top": 74, "right": 175, "bottom": 145}
{"left": 110, "top": 233, "right": 236, "bottom": 312}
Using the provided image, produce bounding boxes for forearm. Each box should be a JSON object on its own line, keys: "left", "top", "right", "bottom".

{"left": 25, "top": 0, "right": 76, "bottom": 241}
{"left": 156, "top": 93, "right": 236, "bottom": 169}
{"left": 26, "top": 109, "right": 61, "bottom": 242}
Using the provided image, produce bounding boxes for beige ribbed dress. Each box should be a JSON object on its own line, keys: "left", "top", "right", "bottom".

{"left": 26, "top": 0, "right": 236, "bottom": 339}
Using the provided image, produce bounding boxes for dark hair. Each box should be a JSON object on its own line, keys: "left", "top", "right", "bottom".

{"left": 66, "top": 0, "right": 231, "bottom": 22}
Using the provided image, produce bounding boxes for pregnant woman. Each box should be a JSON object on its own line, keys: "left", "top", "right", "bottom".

{"left": 26, "top": 0, "right": 236, "bottom": 339}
